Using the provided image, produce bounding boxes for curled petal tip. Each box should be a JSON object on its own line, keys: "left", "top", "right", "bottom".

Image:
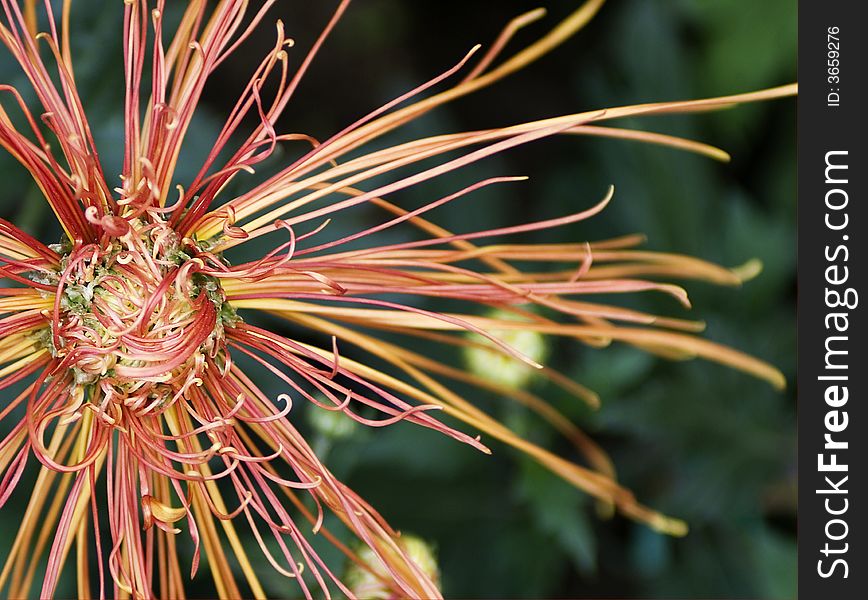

{"left": 769, "top": 369, "right": 787, "bottom": 391}
{"left": 658, "top": 517, "right": 689, "bottom": 537}
{"left": 731, "top": 258, "right": 763, "bottom": 283}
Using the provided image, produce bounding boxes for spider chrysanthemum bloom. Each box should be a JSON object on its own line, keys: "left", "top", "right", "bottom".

{"left": 0, "top": 0, "right": 793, "bottom": 598}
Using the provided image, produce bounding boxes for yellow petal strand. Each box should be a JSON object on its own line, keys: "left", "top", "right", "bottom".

{"left": 238, "top": 298, "right": 783, "bottom": 389}
{"left": 0, "top": 335, "right": 41, "bottom": 365}
{"left": 155, "top": 475, "right": 187, "bottom": 600}
{"left": 303, "top": 181, "right": 520, "bottom": 276}
{"left": 290, "top": 311, "right": 614, "bottom": 479}
{"left": 1, "top": 421, "right": 78, "bottom": 598}
{"left": 281, "top": 325, "right": 684, "bottom": 535}
{"left": 0, "top": 347, "right": 48, "bottom": 379}
{"left": 452, "top": 85, "right": 798, "bottom": 141}
{"left": 52, "top": 422, "right": 108, "bottom": 599}
{"left": 290, "top": 0, "right": 608, "bottom": 175}
{"left": 0, "top": 294, "right": 54, "bottom": 314}
{"left": 76, "top": 509, "right": 90, "bottom": 600}
{"left": 23, "top": 0, "right": 36, "bottom": 37}
{"left": 0, "top": 428, "right": 32, "bottom": 595}
{"left": 20, "top": 421, "right": 95, "bottom": 598}
{"left": 566, "top": 125, "right": 731, "bottom": 162}
{"left": 241, "top": 313, "right": 678, "bottom": 532}
{"left": 206, "top": 79, "right": 793, "bottom": 237}
{"left": 163, "top": 404, "right": 263, "bottom": 600}
{"left": 162, "top": 407, "right": 236, "bottom": 600}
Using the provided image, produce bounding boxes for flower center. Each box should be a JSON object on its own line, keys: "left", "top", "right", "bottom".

{"left": 46, "top": 221, "right": 237, "bottom": 419}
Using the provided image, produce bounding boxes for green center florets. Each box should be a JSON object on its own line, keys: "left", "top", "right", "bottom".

{"left": 39, "top": 221, "right": 239, "bottom": 418}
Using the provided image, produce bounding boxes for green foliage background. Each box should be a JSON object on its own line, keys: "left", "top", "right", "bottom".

{"left": 0, "top": 1, "right": 795, "bottom": 598}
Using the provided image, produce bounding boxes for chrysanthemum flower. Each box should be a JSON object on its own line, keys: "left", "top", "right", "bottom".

{"left": 0, "top": 0, "right": 794, "bottom": 598}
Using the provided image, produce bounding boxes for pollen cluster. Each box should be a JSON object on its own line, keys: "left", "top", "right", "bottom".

{"left": 42, "top": 221, "right": 236, "bottom": 421}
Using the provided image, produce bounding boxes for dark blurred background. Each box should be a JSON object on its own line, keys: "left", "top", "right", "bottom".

{"left": 0, "top": 1, "right": 795, "bottom": 598}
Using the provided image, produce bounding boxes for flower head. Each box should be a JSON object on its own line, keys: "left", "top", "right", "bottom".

{"left": 0, "top": 0, "right": 794, "bottom": 598}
